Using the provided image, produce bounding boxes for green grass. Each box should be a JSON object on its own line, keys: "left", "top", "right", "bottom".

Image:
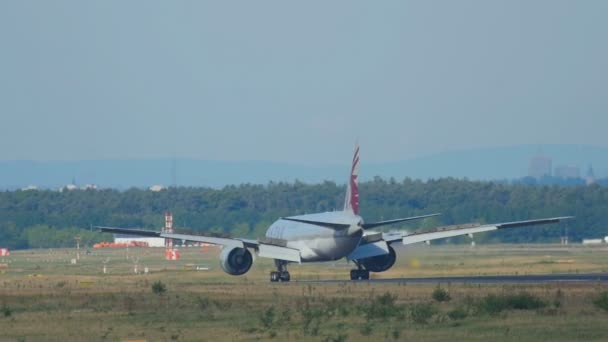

{"left": 0, "top": 245, "right": 608, "bottom": 341}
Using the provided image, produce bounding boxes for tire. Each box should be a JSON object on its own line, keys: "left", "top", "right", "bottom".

{"left": 350, "top": 269, "right": 369, "bottom": 281}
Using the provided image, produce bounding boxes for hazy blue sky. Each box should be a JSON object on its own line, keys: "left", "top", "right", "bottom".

{"left": 1, "top": 1, "right": 606, "bottom": 163}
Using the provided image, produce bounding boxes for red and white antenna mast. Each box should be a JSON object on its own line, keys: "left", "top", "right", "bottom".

{"left": 164, "top": 212, "right": 179, "bottom": 260}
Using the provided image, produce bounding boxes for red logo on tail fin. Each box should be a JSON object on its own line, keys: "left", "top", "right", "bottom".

{"left": 345, "top": 145, "right": 360, "bottom": 215}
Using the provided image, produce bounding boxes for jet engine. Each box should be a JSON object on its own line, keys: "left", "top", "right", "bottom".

{"left": 358, "top": 245, "right": 396, "bottom": 272}
{"left": 219, "top": 247, "right": 253, "bottom": 275}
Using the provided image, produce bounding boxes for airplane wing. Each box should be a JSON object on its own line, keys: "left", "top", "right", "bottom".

{"left": 382, "top": 216, "right": 573, "bottom": 245}
{"left": 361, "top": 213, "right": 441, "bottom": 229}
{"left": 97, "top": 226, "right": 255, "bottom": 248}
{"left": 97, "top": 226, "right": 301, "bottom": 263}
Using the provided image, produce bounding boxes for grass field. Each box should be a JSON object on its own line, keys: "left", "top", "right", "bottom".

{"left": 1, "top": 244, "right": 608, "bottom": 341}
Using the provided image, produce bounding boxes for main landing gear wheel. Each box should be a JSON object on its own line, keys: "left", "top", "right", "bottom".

{"left": 350, "top": 269, "right": 369, "bottom": 280}
{"left": 270, "top": 271, "right": 291, "bottom": 282}
{"left": 270, "top": 260, "right": 291, "bottom": 282}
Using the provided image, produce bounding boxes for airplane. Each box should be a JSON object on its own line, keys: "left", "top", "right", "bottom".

{"left": 99, "top": 145, "right": 572, "bottom": 282}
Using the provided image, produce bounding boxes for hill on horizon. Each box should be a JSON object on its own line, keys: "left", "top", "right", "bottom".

{"left": 1, "top": 144, "right": 607, "bottom": 189}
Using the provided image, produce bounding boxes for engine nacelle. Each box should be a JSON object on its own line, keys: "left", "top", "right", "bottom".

{"left": 219, "top": 247, "right": 253, "bottom": 275}
{"left": 359, "top": 245, "right": 396, "bottom": 273}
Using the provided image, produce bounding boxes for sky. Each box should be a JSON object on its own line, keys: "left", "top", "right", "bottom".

{"left": 1, "top": 1, "right": 606, "bottom": 164}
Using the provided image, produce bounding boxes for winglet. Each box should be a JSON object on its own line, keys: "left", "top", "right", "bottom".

{"left": 344, "top": 144, "right": 360, "bottom": 215}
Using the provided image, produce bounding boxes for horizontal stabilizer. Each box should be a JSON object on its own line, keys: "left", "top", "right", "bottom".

{"left": 347, "top": 240, "right": 389, "bottom": 261}
{"left": 280, "top": 217, "right": 351, "bottom": 229}
{"left": 362, "top": 213, "right": 441, "bottom": 229}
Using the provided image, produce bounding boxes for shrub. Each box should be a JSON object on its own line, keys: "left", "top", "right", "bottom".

{"left": 553, "top": 289, "right": 563, "bottom": 309}
{"left": 1, "top": 305, "right": 12, "bottom": 317}
{"left": 432, "top": 286, "right": 451, "bottom": 302}
{"left": 325, "top": 298, "right": 352, "bottom": 317}
{"left": 323, "top": 333, "right": 347, "bottom": 342}
{"left": 410, "top": 303, "right": 437, "bottom": 324}
{"left": 123, "top": 295, "right": 136, "bottom": 313}
{"left": 593, "top": 291, "right": 608, "bottom": 312}
{"left": 506, "top": 292, "right": 546, "bottom": 310}
{"left": 151, "top": 281, "right": 167, "bottom": 295}
{"left": 359, "top": 323, "right": 373, "bottom": 336}
{"left": 298, "top": 303, "right": 323, "bottom": 336}
{"left": 280, "top": 308, "right": 292, "bottom": 324}
{"left": 476, "top": 294, "right": 507, "bottom": 315}
{"left": 364, "top": 292, "right": 405, "bottom": 320}
{"left": 475, "top": 292, "right": 546, "bottom": 315}
{"left": 260, "top": 306, "right": 276, "bottom": 329}
{"left": 447, "top": 306, "right": 468, "bottom": 320}
{"left": 197, "top": 296, "right": 212, "bottom": 311}
{"left": 391, "top": 328, "right": 401, "bottom": 340}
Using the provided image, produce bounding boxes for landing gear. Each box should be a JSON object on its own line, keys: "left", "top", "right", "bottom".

{"left": 270, "top": 260, "right": 290, "bottom": 282}
{"left": 350, "top": 269, "right": 369, "bottom": 280}
{"left": 270, "top": 271, "right": 290, "bottom": 282}
{"left": 350, "top": 261, "right": 369, "bottom": 280}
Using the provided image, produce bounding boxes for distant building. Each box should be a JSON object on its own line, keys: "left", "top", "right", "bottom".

{"left": 62, "top": 184, "right": 78, "bottom": 191}
{"left": 82, "top": 184, "right": 98, "bottom": 190}
{"left": 586, "top": 164, "right": 596, "bottom": 185}
{"left": 528, "top": 154, "right": 552, "bottom": 179}
{"left": 555, "top": 165, "right": 580, "bottom": 179}
{"left": 21, "top": 185, "right": 38, "bottom": 191}
{"left": 149, "top": 185, "right": 167, "bottom": 192}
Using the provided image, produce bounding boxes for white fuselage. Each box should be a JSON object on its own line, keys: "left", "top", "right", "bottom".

{"left": 265, "top": 211, "right": 364, "bottom": 262}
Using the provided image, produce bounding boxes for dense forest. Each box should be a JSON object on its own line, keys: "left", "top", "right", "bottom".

{"left": 0, "top": 177, "right": 606, "bottom": 249}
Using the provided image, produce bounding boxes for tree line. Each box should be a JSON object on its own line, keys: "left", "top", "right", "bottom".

{"left": 0, "top": 177, "right": 606, "bottom": 249}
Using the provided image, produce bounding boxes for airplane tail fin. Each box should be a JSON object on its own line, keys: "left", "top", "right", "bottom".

{"left": 344, "top": 144, "right": 360, "bottom": 215}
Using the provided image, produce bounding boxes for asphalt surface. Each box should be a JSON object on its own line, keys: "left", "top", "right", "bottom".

{"left": 298, "top": 273, "right": 608, "bottom": 284}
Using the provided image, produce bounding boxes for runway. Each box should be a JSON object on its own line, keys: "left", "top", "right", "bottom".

{"left": 299, "top": 273, "right": 608, "bottom": 284}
